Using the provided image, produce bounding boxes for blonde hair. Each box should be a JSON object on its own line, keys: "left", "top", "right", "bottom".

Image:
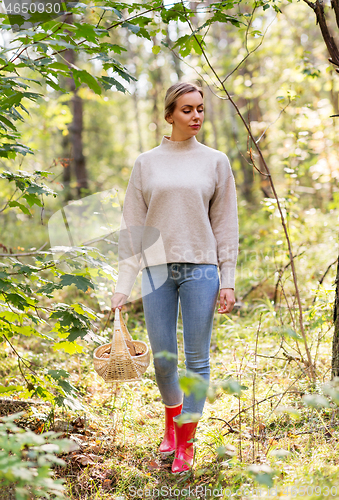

{"left": 164, "top": 82, "right": 204, "bottom": 121}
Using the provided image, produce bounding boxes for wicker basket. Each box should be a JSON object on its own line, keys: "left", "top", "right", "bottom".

{"left": 93, "top": 308, "right": 150, "bottom": 382}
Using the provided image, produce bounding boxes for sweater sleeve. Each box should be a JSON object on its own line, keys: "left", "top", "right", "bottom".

{"left": 209, "top": 154, "right": 239, "bottom": 289}
{"left": 114, "top": 157, "right": 148, "bottom": 297}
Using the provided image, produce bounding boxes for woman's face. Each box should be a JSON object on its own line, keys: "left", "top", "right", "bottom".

{"left": 166, "top": 91, "right": 204, "bottom": 140}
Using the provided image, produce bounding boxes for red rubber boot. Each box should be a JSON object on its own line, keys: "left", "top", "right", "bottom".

{"left": 171, "top": 420, "right": 198, "bottom": 473}
{"left": 159, "top": 403, "right": 183, "bottom": 457}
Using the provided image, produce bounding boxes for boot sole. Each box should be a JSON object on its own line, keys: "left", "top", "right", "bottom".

{"left": 160, "top": 449, "right": 175, "bottom": 459}
{"left": 171, "top": 467, "right": 192, "bottom": 474}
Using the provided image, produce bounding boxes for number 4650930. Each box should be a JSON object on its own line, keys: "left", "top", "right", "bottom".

{"left": 6, "top": 2, "right": 61, "bottom": 13}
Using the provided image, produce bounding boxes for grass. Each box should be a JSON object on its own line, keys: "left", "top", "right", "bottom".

{"left": 2, "top": 200, "right": 339, "bottom": 499}
{"left": 17, "top": 295, "right": 335, "bottom": 500}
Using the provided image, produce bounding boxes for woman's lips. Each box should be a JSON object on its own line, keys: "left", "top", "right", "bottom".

{"left": 190, "top": 125, "right": 200, "bottom": 128}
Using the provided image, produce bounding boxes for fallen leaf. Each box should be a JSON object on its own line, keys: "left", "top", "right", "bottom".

{"left": 102, "top": 479, "right": 112, "bottom": 490}
{"left": 69, "top": 435, "right": 84, "bottom": 448}
{"left": 147, "top": 460, "right": 161, "bottom": 471}
{"left": 89, "top": 445, "right": 102, "bottom": 454}
{"left": 75, "top": 454, "right": 95, "bottom": 466}
{"left": 73, "top": 416, "right": 85, "bottom": 428}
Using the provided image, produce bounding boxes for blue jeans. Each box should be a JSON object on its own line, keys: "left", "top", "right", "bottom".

{"left": 141, "top": 263, "right": 220, "bottom": 417}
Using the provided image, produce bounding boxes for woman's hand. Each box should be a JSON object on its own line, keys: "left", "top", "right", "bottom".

{"left": 111, "top": 292, "right": 128, "bottom": 312}
{"left": 217, "top": 288, "right": 235, "bottom": 314}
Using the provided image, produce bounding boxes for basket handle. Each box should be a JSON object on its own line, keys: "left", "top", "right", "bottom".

{"left": 114, "top": 307, "right": 120, "bottom": 327}
{"left": 109, "top": 308, "right": 134, "bottom": 359}
{"left": 115, "top": 308, "right": 133, "bottom": 342}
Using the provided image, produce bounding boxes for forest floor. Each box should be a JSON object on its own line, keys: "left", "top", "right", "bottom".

{"left": 2, "top": 206, "right": 339, "bottom": 499}
{"left": 4, "top": 298, "right": 339, "bottom": 500}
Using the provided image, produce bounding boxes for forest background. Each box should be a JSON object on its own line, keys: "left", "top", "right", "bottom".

{"left": 0, "top": 0, "right": 339, "bottom": 498}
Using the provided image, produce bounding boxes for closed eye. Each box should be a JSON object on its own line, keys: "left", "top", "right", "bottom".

{"left": 183, "top": 109, "right": 204, "bottom": 114}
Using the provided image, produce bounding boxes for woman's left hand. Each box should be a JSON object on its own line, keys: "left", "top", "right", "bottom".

{"left": 217, "top": 288, "right": 235, "bottom": 314}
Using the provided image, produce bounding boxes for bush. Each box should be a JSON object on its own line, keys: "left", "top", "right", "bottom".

{"left": 0, "top": 412, "right": 77, "bottom": 500}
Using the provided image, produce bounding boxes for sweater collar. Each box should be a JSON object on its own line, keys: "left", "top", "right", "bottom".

{"left": 160, "top": 135, "right": 199, "bottom": 152}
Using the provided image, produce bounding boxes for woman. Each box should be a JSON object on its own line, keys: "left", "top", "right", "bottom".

{"left": 111, "top": 81, "right": 238, "bottom": 473}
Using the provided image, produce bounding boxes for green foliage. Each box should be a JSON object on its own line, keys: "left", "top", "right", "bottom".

{"left": 178, "top": 370, "right": 247, "bottom": 408}
{"left": 302, "top": 394, "right": 331, "bottom": 408}
{"left": 302, "top": 378, "right": 339, "bottom": 410}
{"left": 179, "top": 370, "right": 210, "bottom": 401}
{"left": 0, "top": 1, "right": 151, "bottom": 162}
{"left": 0, "top": 170, "right": 56, "bottom": 214}
{"left": 0, "top": 2, "right": 338, "bottom": 496}
{"left": 247, "top": 464, "right": 276, "bottom": 488}
{"left": 0, "top": 412, "right": 76, "bottom": 500}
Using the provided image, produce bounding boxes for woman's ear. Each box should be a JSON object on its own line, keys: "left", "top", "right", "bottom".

{"left": 165, "top": 115, "right": 173, "bottom": 125}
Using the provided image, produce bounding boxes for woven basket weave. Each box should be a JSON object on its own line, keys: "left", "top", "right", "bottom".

{"left": 93, "top": 308, "right": 150, "bottom": 382}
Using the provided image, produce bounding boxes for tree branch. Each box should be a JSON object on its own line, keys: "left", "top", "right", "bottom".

{"left": 331, "top": 0, "right": 339, "bottom": 30}
{"left": 304, "top": 0, "right": 339, "bottom": 72}
{"left": 0, "top": 242, "right": 48, "bottom": 258}
{"left": 180, "top": 0, "right": 316, "bottom": 381}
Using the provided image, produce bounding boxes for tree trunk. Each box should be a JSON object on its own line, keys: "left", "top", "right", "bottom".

{"left": 126, "top": 34, "right": 144, "bottom": 153}
{"left": 205, "top": 85, "right": 219, "bottom": 150}
{"left": 61, "top": 22, "right": 75, "bottom": 201}
{"left": 303, "top": 0, "right": 339, "bottom": 375}
{"left": 71, "top": 91, "right": 88, "bottom": 198}
{"left": 166, "top": 24, "right": 184, "bottom": 81}
{"left": 149, "top": 40, "right": 162, "bottom": 146}
{"left": 60, "top": 13, "right": 88, "bottom": 199}
{"left": 61, "top": 133, "right": 72, "bottom": 202}
{"left": 332, "top": 257, "right": 339, "bottom": 377}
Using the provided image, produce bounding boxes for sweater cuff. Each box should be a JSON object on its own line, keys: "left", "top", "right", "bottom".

{"left": 219, "top": 266, "right": 236, "bottom": 290}
{"left": 114, "top": 257, "right": 141, "bottom": 298}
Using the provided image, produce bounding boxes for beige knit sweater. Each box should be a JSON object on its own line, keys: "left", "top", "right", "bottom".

{"left": 114, "top": 135, "right": 239, "bottom": 297}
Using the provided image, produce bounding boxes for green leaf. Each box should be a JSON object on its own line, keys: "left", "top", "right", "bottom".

{"left": 121, "top": 22, "right": 140, "bottom": 34}
{"left": 71, "top": 303, "right": 97, "bottom": 319}
{"left": 100, "top": 76, "right": 128, "bottom": 93}
{"left": 323, "top": 378, "right": 339, "bottom": 406}
{"left": 22, "top": 193, "right": 42, "bottom": 207}
{"left": 284, "top": 327, "right": 303, "bottom": 341}
{"left": 8, "top": 200, "right": 31, "bottom": 215}
{"left": 52, "top": 341, "right": 84, "bottom": 354}
{"left": 274, "top": 405, "right": 301, "bottom": 420}
{"left": 179, "top": 371, "right": 209, "bottom": 401}
{"left": 270, "top": 449, "right": 291, "bottom": 459}
{"left": 270, "top": 325, "right": 304, "bottom": 342}
{"left": 73, "top": 22, "right": 99, "bottom": 43}
{"left": 59, "top": 274, "right": 94, "bottom": 292}
{"left": 220, "top": 377, "right": 244, "bottom": 396}
{"left": 216, "top": 444, "right": 237, "bottom": 458}
{"left": 72, "top": 69, "right": 102, "bottom": 95}
{"left": 173, "top": 412, "right": 200, "bottom": 425}
{"left": 0, "top": 115, "right": 16, "bottom": 130}
{"left": 48, "top": 369, "right": 70, "bottom": 380}
{"left": 0, "top": 385, "right": 24, "bottom": 394}
{"left": 37, "top": 281, "right": 62, "bottom": 296}
{"left": 302, "top": 394, "right": 330, "bottom": 408}
{"left": 66, "top": 326, "right": 89, "bottom": 342}
{"left": 5, "top": 293, "right": 31, "bottom": 309}
{"left": 152, "top": 45, "right": 161, "bottom": 55}
{"left": 248, "top": 464, "right": 275, "bottom": 488}
{"left": 191, "top": 35, "right": 205, "bottom": 55}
